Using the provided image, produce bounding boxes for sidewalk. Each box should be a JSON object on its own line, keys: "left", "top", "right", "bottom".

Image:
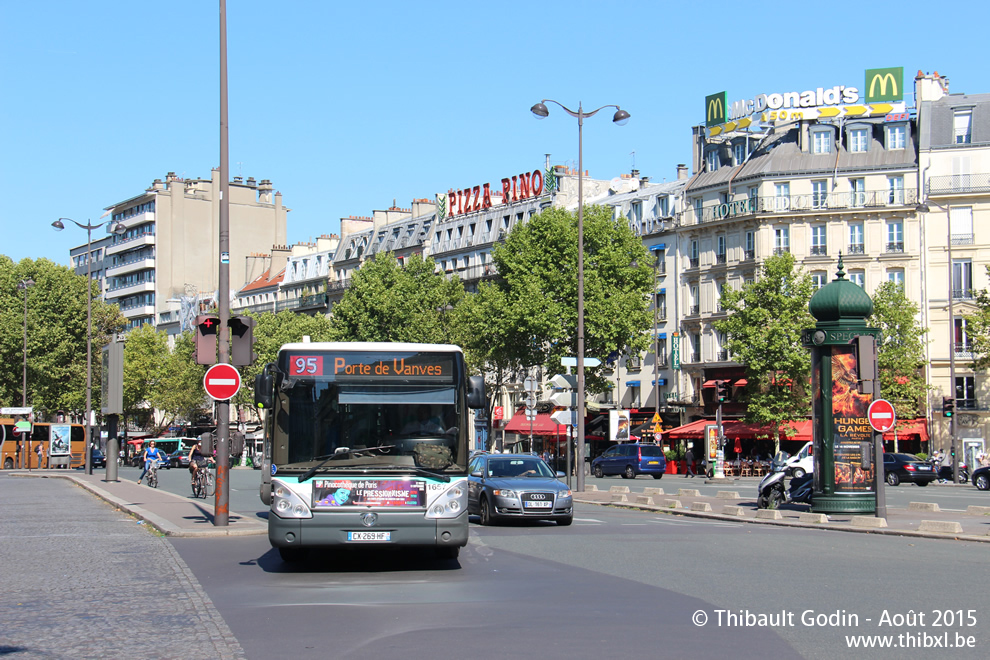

{"left": 11, "top": 469, "right": 267, "bottom": 538}
{"left": 574, "top": 481, "right": 990, "bottom": 542}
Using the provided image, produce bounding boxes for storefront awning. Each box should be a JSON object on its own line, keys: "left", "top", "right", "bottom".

{"left": 665, "top": 419, "right": 812, "bottom": 443}
{"left": 503, "top": 411, "right": 567, "bottom": 436}
{"left": 702, "top": 380, "right": 717, "bottom": 388}
{"left": 883, "top": 418, "right": 929, "bottom": 443}
{"left": 734, "top": 378, "right": 748, "bottom": 387}
{"left": 626, "top": 381, "right": 641, "bottom": 387}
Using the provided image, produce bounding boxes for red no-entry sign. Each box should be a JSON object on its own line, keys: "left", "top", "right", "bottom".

{"left": 204, "top": 363, "right": 241, "bottom": 401}
{"left": 867, "top": 399, "right": 896, "bottom": 433}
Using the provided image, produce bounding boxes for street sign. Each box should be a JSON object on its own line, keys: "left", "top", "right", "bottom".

{"left": 525, "top": 411, "right": 537, "bottom": 421}
{"left": 525, "top": 396, "right": 537, "bottom": 409}
{"left": 524, "top": 377, "right": 537, "bottom": 392}
{"left": 549, "top": 391, "right": 578, "bottom": 408}
{"left": 204, "top": 363, "right": 242, "bottom": 401}
{"left": 867, "top": 399, "right": 896, "bottom": 433}
{"left": 651, "top": 412, "right": 661, "bottom": 424}
{"left": 550, "top": 374, "right": 578, "bottom": 390}
{"left": 1, "top": 407, "right": 32, "bottom": 415}
{"left": 551, "top": 410, "right": 576, "bottom": 426}
{"left": 493, "top": 406, "right": 503, "bottom": 421}
{"left": 560, "top": 357, "right": 601, "bottom": 368}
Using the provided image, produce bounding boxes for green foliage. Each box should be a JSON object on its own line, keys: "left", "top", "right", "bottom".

{"left": 328, "top": 253, "right": 464, "bottom": 344}
{"left": 0, "top": 256, "right": 125, "bottom": 420}
{"left": 965, "top": 265, "right": 990, "bottom": 370}
{"left": 489, "top": 205, "right": 653, "bottom": 393}
{"left": 122, "top": 323, "right": 168, "bottom": 420}
{"left": 868, "top": 280, "right": 929, "bottom": 420}
{"left": 713, "top": 253, "right": 814, "bottom": 444}
{"left": 147, "top": 331, "right": 208, "bottom": 434}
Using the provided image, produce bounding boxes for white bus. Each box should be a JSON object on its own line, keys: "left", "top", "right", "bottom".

{"left": 253, "top": 342, "right": 486, "bottom": 563}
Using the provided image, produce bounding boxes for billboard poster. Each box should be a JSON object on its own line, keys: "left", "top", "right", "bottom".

{"left": 610, "top": 410, "right": 630, "bottom": 443}
{"left": 312, "top": 479, "right": 425, "bottom": 508}
{"left": 831, "top": 348, "right": 874, "bottom": 492}
{"left": 50, "top": 425, "right": 71, "bottom": 456}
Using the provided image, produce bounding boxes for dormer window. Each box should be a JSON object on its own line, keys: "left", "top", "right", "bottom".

{"left": 705, "top": 149, "right": 719, "bottom": 172}
{"left": 886, "top": 124, "right": 906, "bottom": 150}
{"left": 848, "top": 126, "right": 869, "bottom": 153}
{"left": 811, "top": 127, "right": 832, "bottom": 154}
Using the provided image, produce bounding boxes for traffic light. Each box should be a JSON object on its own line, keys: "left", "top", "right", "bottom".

{"left": 228, "top": 316, "right": 257, "bottom": 366}
{"left": 942, "top": 396, "right": 955, "bottom": 418}
{"left": 716, "top": 380, "right": 730, "bottom": 403}
{"left": 194, "top": 315, "right": 220, "bottom": 365}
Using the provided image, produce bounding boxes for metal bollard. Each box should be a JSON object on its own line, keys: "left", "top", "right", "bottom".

{"left": 106, "top": 436, "right": 119, "bottom": 482}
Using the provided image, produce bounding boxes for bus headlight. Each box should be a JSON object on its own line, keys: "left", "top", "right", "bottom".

{"left": 271, "top": 479, "right": 312, "bottom": 519}
{"left": 426, "top": 481, "right": 467, "bottom": 519}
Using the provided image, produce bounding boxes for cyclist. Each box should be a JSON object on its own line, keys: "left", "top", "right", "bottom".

{"left": 188, "top": 441, "right": 208, "bottom": 489}
{"left": 137, "top": 441, "right": 166, "bottom": 485}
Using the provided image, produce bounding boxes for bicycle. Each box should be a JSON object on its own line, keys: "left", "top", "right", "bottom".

{"left": 192, "top": 462, "right": 215, "bottom": 499}
{"left": 147, "top": 459, "right": 162, "bottom": 489}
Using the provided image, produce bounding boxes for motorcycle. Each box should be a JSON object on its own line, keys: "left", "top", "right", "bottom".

{"left": 757, "top": 460, "right": 814, "bottom": 509}
{"left": 935, "top": 461, "right": 968, "bottom": 484}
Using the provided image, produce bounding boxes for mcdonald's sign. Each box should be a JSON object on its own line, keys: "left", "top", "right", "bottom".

{"left": 864, "top": 67, "right": 903, "bottom": 103}
{"left": 705, "top": 91, "right": 727, "bottom": 127}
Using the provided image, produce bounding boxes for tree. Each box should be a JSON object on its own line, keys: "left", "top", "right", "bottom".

{"left": 149, "top": 332, "right": 210, "bottom": 435}
{"left": 965, "top": 265, "right": 990, "bottom": 371}
{"left": 868, "top": 281, "right": 929, "bottom": 423}
{"left": 488, "top": 205, "right": 653, "bottom": 393}
{"left": 121, "top": 323, "right": 169, "bottom": 429}
{"left": 713, "top": 253, "right": 814, "bottom": 451}
{"left": 328, "top": 252, "right": 464, "bottom": 344}
{"left": 0, "top": 256, "right": 125, "bottom": 420}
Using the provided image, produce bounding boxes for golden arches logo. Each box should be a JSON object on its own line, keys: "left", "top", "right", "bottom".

{"left": 705, "top": 92, "right": 726, "bottom": 127}
{"left": 864, "top": 67, "right": 903, "bottom": 102}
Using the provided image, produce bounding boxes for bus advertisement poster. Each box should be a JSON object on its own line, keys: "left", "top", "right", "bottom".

{"left": 312, "top": 479, "right": 426, "bottom": 508}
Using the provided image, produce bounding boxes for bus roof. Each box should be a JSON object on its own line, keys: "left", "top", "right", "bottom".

{"left": 279, "top": 342, "right": 464, "bottom": 354}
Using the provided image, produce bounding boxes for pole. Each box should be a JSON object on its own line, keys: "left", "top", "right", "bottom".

{"left": 85, "top": 224, "right": 93, "bottom": 475}
{"left": 945, "top": 202, "right": 958, "bottom": 484}
{"left": 576, "top": 104, "right": 586, "bottom": 493}
{"left": 20, "top": 280, "right": 31, "bottom": 468}
{"left": 654, "top": 255, "right": 660, "bottom": 419}
{"left": 214, "top": 0, "right": 231, "bottom": 527}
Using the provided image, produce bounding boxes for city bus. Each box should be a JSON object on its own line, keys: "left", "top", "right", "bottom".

{"left": 253, "top": 342, "right": 486, "bottom": 563}
{"left": 1, "top": 420, "right": 88, "bottom": 469}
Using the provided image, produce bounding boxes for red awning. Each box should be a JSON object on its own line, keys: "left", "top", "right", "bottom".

{"left": 503, "top": 411, "right": 567, "bottom": 436}
{"left": 702, "top": 380, "right": 717, "bottom": 388}
{"left": 734, "top": 378, "right": 748, "bottom": 387}
{"left": 883, "top": 418, "right": 929, "bottom": 443}
{"left": 665, "top": 419, "right": 812, "bottom": 443}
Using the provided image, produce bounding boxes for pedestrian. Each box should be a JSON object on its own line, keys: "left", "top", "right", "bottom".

{"left": 35, "top": 442, "right": 44, "bottom": 469}
{"left": 684, "top": 446, "right": 695, "bottom": 478}
{"left": 136, "top": 441, "right": 166, "bottom": 485}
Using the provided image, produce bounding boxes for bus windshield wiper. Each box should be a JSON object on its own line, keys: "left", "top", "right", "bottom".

{"left": 377, "top": 466, "right": 452, "bottom": 482}
{"left": 299, "top": 445, "right": 399, "bottom": 483}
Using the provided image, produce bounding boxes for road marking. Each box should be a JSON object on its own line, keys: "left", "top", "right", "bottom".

{"left": 574, "top": 517, "right": 604, "bottom": 523}
{"left": 649, "top": 518, "right": 743, "bottom": 528}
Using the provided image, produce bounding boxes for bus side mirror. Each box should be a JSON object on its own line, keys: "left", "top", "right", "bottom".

{"left": 467, "top": 375, "right": 486, "bottom": 409}
{"left": 254, "top": 370, "right": 274, "bottom": 410}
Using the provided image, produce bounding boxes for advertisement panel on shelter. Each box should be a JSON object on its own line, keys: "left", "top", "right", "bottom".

{"left": 831, "top": 348, "right": 874, "bottom": 492}
{"left": 49, "top": 425, "right": 71, "bottom": 456}
{"left": 610, "top": 410, "right": 631, "bottom": 443}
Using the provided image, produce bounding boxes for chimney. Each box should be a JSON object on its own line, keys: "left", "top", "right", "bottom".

{"left": 677, "top": 164, "right": 689, "bottom": 180}
{"left": 258, "top": 179, "right": 273, "bottom": 203}
{"left": 270, "top": 245, "right": 291, "bottom": 280}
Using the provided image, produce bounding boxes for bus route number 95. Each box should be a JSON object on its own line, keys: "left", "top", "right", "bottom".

{"left": 290, "top": 356, "right": 322, "bottom": 376}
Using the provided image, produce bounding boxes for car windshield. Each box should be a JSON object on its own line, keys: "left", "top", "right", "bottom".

{"left": 487, "top": 457, "right": 554, "bottom": 478}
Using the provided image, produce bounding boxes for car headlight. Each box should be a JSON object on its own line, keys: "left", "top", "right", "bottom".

{"left": 426, "top": 481, "right": 468, "bottom": 519}
{"left": 557, "top": 489, "right": 572, "bottom": 500}
{"left": 492, "top": 489, "right": 517, "bottom": 499}
{"left": 271, "top": 479, "right": 312, "bottom": 519}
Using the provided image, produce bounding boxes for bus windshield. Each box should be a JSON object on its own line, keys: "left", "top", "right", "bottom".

{"left": 272, "top": 349, "right": 468, "bottom": 474}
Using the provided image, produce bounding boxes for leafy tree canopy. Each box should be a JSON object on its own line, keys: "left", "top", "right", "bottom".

{"left": 868, "top": 280, "right": 929, "bottom": 421}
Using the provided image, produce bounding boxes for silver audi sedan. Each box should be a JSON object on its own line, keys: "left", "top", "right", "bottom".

{"left": 467, "top": 453, "right": 573, "bottom": 526}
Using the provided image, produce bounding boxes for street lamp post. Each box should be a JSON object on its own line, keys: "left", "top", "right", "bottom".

{"left": 531, "top": 99, "right": 630, "bottom": 492}
{"left": 53, "top": 217, "right": 127, "bottom": 474}
{"left": 18, "top": 278, "right": 34, "bottom": 469}
{"left": 916, "top": 198, "right": 958, "bottom": 483}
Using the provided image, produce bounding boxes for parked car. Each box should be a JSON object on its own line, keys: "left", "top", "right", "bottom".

{"left": 168, "top": 449, "right": 190, "bottom": 469}
{"left": 972, "top": 465, "right": 990, "bottom": 491}
{"left": 591, "top": 443, "right": 666, "bottom": 479}
{"left": 882, "top": 453, "right": 937, "bottom": 486}
{"left": 783, "top": 441, "right": 814, "bottom": 478}
{"left": 467, "top": 453, "right": 572, "bottom": 526}
{"left": 89, "top": 448, "right": 106, "bottom": 468}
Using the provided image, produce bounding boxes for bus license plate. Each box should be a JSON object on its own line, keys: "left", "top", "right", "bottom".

{"left": 347, "top": 531, "right": 391, "bottom": 542}
{"left": 523, "top": 501, "right": 552, "bottom": 508}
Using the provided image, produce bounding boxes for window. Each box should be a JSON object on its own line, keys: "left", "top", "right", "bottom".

{"left": 886, "top": 124, "right": 906, "bottom": 150}
{"left": 691, "top": 332, "right": 702, "bottom": 362}
{"left": 956, "top": 375, "right": 976, "bottom": 409}
{"left": 774, "top": 182, "right": 790, "bottom": 211}
{"left": 811, "top": 226, "right": 827, "bottom": 256}
{"left": 952, "top": 260, "right": 973, "bottom": 299}
{"left": 693, "top": 198, "right": 703, "bottom": 223}
{"left": 745, "top": 231, "right": 755, "bottom": 260}
{"left": 630, "top": 201, "right": 643, "bottom": 224}
{"left": 655, "top": 195, "right": 669, "bottom": 217}
{"left": 850, "top": 178, "right": 866, "bottom": 207}
{"left": 812, "top": 180, "right": 828, "bottom": 209}
{"left": 849, "top": 270, "right": 865, "bottom": 288}
{"left": 655, "top": 292, "right": 667, "bottom": 320}
{"left": 888, "top": 176, "right": 904, "bottom": 204}
{"left": 689, "top": 284, "right": 699, "bottom": 316}
{"left": 954, "top": 110, "right": 973, "bottom": 144}
{"left": 811, "top": 272, "right": 828, "bottom": 290}
{"left": 656, "top": 338, "right": 668, "bottom": 367}
{"left": 716, "top": 281, "right": 727, "bottom": 312}
{"left": 951, "top": 207, "right": 974, "bottom": 245}
{"left": 955, "top": 319, "right": 972, "bottom": 355}
{"left": 849, "top": 127, "right": 869, "bottom": 153}
{"left": 716, "top": 331, "right": 729, "bottom": 361}
{"left": 886, "top": 269, "right": 904, "bottom": 288}
{"left": 849, "top": 223, "right": 865, "bottom": 254}
{"left": 706, "top": 149, "right": 719, "bottom": 172}
{"left": 774, "top": 226, "right": 790, "bottom": 254}
{"left": 690, "top": 240, "right": 699, "bottom": 268}
{"left": 716, "top": 235, "right": 726, "bottom": 263}
{"left": 812, "top": 129, "right": 832, "bottom": 154}
{"left": 886, "top": 221, "right": 904, "bottom": 252}
{"left": 733, "top": 142, "right": 746, "bottom": 166}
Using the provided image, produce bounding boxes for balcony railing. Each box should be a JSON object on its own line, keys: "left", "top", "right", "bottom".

{"left": 655, "top": 307, "right": 667, "bottom": 320}
{"left": 952, "top": 234, "right": 975, "bottom": 245}
{"left": 688, "top": 305, "right": 700, "bottom": 316}
{"left": 885, "top": 242, "right": 904, "bottom": 253}
{"left": 690, "top": 352, "right": 702, "bottom": 363}
{"left": 681, "top": 188, "right": 918, "bottom": 225}
{"left": 927, "top": 173, "right": 990, "bottom": 195}
{"left": 774, "top": 247, "right": 790, "bottom": 255}
{"left": 276, "top": 293, "right": 328, "bottom": 312}
{"left": 744, "top": 249, "right": 755, "bottom": 260}
{"left": 954, "top": 342, "right": 974, "bottom": 358}
{"left": 847, "top": 243, "right": 865, "bottom": 254}
{"left": 957, "top": 398, "right": 979, "bottom": 410}
{"left": 689, "top": 257, "right": 700, "bottom": 269}
{"left": 715, "top": 253, "right": 726, "bottom": 265}
{"left": 952, "top": 289, "right": 974, "bottom": 300}
{"left": 716, "top": 350, "right": 729, "bottom": 361}
{"left": 810, "top": 245, "right": 828, "bottom": 256}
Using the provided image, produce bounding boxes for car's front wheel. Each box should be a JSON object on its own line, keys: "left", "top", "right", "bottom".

{"left": 556, "top": 516, "right": 573, "bottom": 526}
{"left": 792, "top": 468, "right": 806, "bottom": 479}
{"left": 975, "top": 473, "right": 990, "bottom": 491}
{"left": 886, "top": 472, "right": 900, "bottom": 486}
{"left": 593, "top": 465, "right": 604, "bottom": 479}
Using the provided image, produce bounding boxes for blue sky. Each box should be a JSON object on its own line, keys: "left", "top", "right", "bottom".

{"left": 2, "top": 1, "right": 987, "bottom": 265}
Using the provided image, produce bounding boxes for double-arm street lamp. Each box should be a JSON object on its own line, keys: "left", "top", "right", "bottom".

{"left": 915, "top": 198, "right": 960, "bottom": 483}
{"left": 18, "top": 278, "right": 34, "bottom": 468}
{"left": 531, "top": 99, "right": 630, "bottom": 492}
{"left": 52, "top": 217, "right": 127, "bottom": 474}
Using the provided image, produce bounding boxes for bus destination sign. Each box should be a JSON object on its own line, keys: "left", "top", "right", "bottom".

{"left": 286, "top": 352, "right": 453, "bottom": 382}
